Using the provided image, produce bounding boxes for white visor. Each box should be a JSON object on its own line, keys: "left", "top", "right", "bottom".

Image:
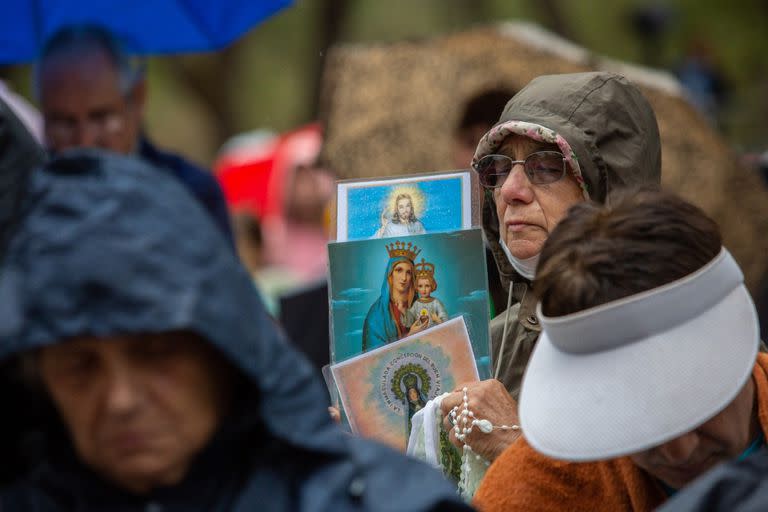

{"left": 519, "top": 248, "right": 760, "bottom": 462}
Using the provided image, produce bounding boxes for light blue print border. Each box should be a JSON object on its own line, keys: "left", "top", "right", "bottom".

{"left": 335, "top": 171, "right": 472, "bottom": 241}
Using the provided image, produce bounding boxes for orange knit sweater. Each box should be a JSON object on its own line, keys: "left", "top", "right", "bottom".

{"left": 474, "top": 353, "right": 768, "bottom": 512}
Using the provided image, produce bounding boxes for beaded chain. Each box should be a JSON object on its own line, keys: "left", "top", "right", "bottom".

{"left": 448, "top": 387, "right": 520, "bottom": 494}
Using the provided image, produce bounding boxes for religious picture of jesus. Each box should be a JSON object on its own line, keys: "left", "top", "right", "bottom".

{"left": 335, "top": 171, "right": 473, "bottom": 242}
{"left": 372, "top": 191, "right": 426, "bottom": 238}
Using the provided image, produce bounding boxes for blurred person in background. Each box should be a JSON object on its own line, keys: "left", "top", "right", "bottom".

{"left": 475, "top": 188, "right": 764, "bottom": 511}
{"left": 0, "top": 80, "right": 43, "bottom": 142}
{"left": 0, "top": 97, "right": 45, "bottom": 255}
{"left": 452, "top": 89, "right": 514, "bottom": 316}
{"left": 451, "top": 89, "right": 513, "bottom": 171}
{"left": 438, "top": 72, "right": 662, "bottom": 463}
{"left": 35, "top": 24, "right": 233, "bottom": 242}
{"left": 217, "top": 124, "right": 331, "bottom": 288}
{"left": 0, "top": 150, "right": 472, "bottom": 512}
{"left": 231, "top": 210, "right": 301, "bottom": 316}
{"left": 259, "top": 125, "right": 333, "bottom": 284}
{"left": 0, "top": 95, "right": 47, "bottom": 487}
{"left": 674, "top": 37, "right": 730, "bottom": 127}
{"left": 217, "top": 124, "right": 335, "bottom": 372}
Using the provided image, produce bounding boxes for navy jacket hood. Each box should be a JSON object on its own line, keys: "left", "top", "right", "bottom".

{"left": 0, "top": 149, "right": 342, "bottom": 456}
{"left": 0, "top": 150, "right": 470, "bottom": 511}
{"left": 0, "top": 97, "right": 46, "bottom": 259}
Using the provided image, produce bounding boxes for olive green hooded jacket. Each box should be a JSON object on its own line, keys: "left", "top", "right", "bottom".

{"left": 476, "top": 72, "right": 662, "bottom": 399}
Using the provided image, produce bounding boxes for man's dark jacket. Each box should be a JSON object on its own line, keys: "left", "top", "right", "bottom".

{"left": 140, "top": 137, "right": 233, "bottom": 244}
{"left": 0, "top": 151, "right": 470, "bottom": 511}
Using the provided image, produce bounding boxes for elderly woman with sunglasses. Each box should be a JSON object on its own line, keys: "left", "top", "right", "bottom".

{"left": 438, "top": 72, "right": 662, "bottom": 462}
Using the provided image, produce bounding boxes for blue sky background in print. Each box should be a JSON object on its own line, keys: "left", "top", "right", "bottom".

{"left": 345, "top": 176, "right": 465, "bottom": 240}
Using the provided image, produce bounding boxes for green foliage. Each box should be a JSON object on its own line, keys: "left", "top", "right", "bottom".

{"left": 439, "top": 427, "right": 463, "bottom": 483}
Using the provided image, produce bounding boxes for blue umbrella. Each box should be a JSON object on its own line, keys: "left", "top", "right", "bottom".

{"left": 0, "top": 0, "right": 293, "bottom": 64}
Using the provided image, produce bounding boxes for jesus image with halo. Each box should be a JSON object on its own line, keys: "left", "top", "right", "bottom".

{"left": 372, "top": 186, "right": 426, "bottom": 238}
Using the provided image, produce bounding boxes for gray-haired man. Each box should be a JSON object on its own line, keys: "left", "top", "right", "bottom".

{"left": 35, "top": 25, "right": 232, "bottom": 242}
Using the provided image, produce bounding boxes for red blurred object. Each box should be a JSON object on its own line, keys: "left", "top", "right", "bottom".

{"left": 215, "top": 123, "right": 329, "bottom": 284}
{"left": 214, "top": 123, "right": 322, "bottom": 220}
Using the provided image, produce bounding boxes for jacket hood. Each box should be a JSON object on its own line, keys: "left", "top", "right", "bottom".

{"left": 0, "top": 150, "right": 345, "bottom": 465}
{"left": 0, "top": 98, "right": 46, "bottom": 260}
{"left": 476, "top": 72, "right": 661, "bottom": 290}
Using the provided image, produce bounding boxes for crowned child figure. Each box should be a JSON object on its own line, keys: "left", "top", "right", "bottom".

{"left": 402, "top": 258, "right": 449, "bottom": 331}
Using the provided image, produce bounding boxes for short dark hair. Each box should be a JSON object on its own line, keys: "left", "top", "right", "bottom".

{"left": 455, "top": 89, "right": 514, "bottom": 133}
{"left": 35, "top": 24, "right": 145, "bottom": 98}
{"left": 535, "top": 187, "right": 722, "bottom": 316}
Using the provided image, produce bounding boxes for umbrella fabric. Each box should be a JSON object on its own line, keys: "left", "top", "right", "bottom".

{"left": 0, "top": 0, "right": 293, "bottom": 64}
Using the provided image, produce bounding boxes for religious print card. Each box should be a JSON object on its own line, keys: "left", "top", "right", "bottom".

{"left": 327, "top": 227, "right": 491, "bottom": 377}
{"left": 331, "top": 316, "right": 479, "bottom": 451}
{"left": 333, "top": 171, "right": 479, "bottom": 242}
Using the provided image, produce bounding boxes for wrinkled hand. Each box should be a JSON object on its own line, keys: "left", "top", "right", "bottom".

{"left": 439, "top": 379, "right": 520, "bottom": 462}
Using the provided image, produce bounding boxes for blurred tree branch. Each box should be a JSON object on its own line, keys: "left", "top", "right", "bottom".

{"left": 310, "top": 0, "right": 350, "bottom": 117}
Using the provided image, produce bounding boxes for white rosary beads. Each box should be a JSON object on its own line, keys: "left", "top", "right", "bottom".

{"left": 449, "top": 386, "right": 520, "bottom": 442}
{"left": 448, "top": 387, "right": 520, "bottom": 497}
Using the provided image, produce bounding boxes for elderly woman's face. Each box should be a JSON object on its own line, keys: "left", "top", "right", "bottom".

{"left": 630, "top": 377, "right": 758, "bottom": 489}
{"left": 38, "top": 331, "right": 231, "bottom": 494}
{"left": 494, "top": 135, "right": 584, "bottom": 259}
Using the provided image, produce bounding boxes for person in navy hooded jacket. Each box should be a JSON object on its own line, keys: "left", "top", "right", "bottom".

{"left": 0, "top": 150, "right": 471, "bottom": 512}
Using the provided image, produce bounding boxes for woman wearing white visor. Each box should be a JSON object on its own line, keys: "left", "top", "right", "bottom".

{"left": 475, "top": 188, "right": 765, "bottom": 511}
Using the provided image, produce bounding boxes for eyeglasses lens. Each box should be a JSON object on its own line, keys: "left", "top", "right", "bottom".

{"left": 474, "top": 152, "right": 565, "bottom": 188}
{"left": 526, "top": 152, "right": 566, "bottom": 184}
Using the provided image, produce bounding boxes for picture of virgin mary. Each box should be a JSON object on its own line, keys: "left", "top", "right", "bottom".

{"left": 362, "top": 241, "right": 430, "bottom": 351}
{"left": 402, "top": 373, "right": 427, "bottom": 437}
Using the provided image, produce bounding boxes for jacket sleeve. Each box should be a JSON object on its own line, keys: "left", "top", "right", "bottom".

{"left": 474, "top": 440, "right": 607, "bottom": 512}
{"left": 489, "top": 306, "right": 538, "bottom": 401}
{"left": 201, "top": 174, "right": 235, "bottom": 248}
